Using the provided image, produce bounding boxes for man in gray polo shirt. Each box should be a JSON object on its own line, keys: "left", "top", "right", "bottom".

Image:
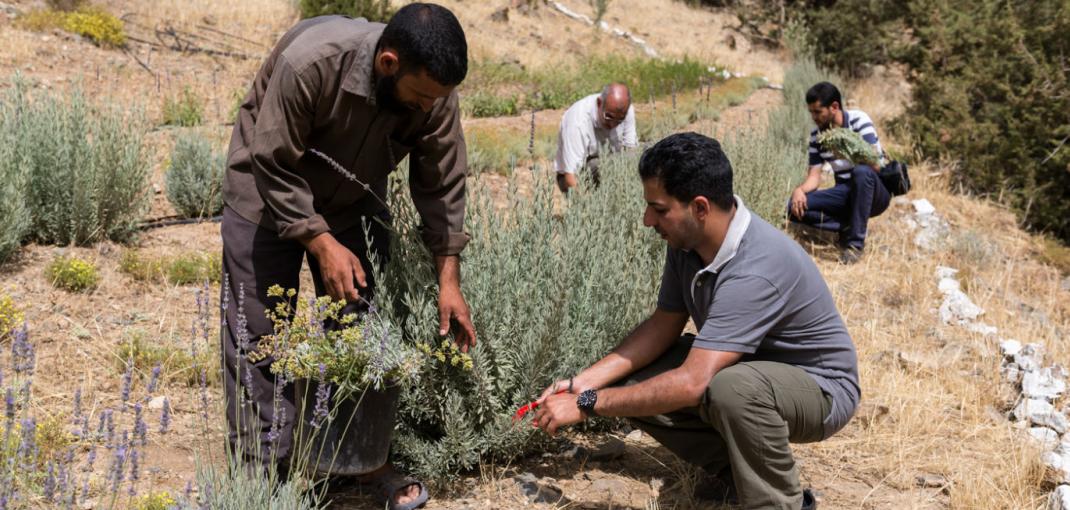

{"left": 533, "top": 132, "right": 859, "bottom": 510}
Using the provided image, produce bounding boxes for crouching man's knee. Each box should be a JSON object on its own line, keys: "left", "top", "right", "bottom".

{"left": 701, "top": 365, "right": 765, "bottom": 425}
{"left": 850, "top": 164, "right": 878, "bottom": 182}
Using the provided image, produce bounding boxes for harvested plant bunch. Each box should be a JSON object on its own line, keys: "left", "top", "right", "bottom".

{"left": 817, "top": 127, "right": 878, "bottom": 166}
{"left": 251, "top": 285, "right": 423, "bottom": 397}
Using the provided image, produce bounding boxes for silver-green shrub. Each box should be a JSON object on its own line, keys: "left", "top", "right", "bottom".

{"left": 2, "top": 76, "right": 150, "bottom": 246}
{"left": 166, "top": 131, "right": 225, "bottom": 218}
{"left": 374, "top": 150, "right": 662, "bottom": 480}
{"left": 0, "top": 84, "right": 32, "bottom": 263}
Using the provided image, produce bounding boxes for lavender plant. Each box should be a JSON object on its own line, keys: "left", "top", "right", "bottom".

{"left": 1, "top": 74, "right": 150, "bottom": 247}
{"left": 165, "top": 130, "right": 225, "bottom": 219}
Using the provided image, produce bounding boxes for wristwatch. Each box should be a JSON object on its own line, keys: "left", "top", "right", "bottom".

{"left": 576, "top": 389, "right": 598, "bottom": 417}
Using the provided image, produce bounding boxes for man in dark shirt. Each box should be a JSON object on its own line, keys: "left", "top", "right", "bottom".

{"left": 221, "top": 4, "right": 475, "bottom": 508}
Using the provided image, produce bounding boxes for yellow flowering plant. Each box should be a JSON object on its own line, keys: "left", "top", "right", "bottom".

{"left": 249, "top": 285, "right": 423, "bottom": 398}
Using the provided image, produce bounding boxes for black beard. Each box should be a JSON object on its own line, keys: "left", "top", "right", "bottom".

{"left": 374, "top": 73, "right": 411, "bottom": 115}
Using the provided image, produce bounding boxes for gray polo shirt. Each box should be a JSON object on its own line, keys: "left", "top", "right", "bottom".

{"left": 657, "top": 196, "right": 860, "bottom": 439}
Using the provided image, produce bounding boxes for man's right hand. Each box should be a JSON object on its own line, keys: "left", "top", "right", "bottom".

{"left": 303, "top": 233, "right": 366, "bottom": 302}
{"left": 790, "top": 187, "right": 808, "bottom": 219}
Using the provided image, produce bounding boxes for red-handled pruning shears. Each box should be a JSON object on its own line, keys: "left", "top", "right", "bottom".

{"left": 513, "top": 389, "right": 567, "bottom": 422}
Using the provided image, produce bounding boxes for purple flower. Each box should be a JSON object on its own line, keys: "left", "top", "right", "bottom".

{"left": 266, "top": 374, "right": 286, "bottom": 444}
{"left": 199, "top": 367, "right": 210, "bottom": 422}
{"left": 4, "top": 388, "right": 14, "bottom": 420}
{"left": 146, "top": 364, "right": 161, "bottom": 396}
{"left": 43, "top": 461, "right": 56, "bottom": 502}
{"left": 103, "top": 409, "right": 115, "bottom": 448}
{"left": 128, "top": 449, "right": 140, "bottom": 496}
{"left": 133, "top": 403, "right": 147, "bottom": 446}
{"left": 11, "top": 324, "right": 35, "bottom": 376}
{"left": 73, "top": 388, "right": 82, "bottom": 418}
{"left": 310, "top": 365, "right": 331, "bottom": 429}
{"left": 83, "top": 446, "right": 97, "bottom": 473}
{"left": 17, "top": 417, "right": 37, "bottom": 472}
{"left": 119, "top": 362, "right": 133, "bottom": 407}
{"left": 159, "top": 398, "right": 171, "bottom": 434}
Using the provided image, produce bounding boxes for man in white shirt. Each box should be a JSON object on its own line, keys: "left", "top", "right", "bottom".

{"left": 554, "top": 83, "right": 638, "bottom": 192}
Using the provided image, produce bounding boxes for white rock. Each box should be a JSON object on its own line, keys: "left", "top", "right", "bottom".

{"left": 1013, "top": 398, "right": 1055, "bottom": 422}
{"left": 939, "top": 289, "right": 984, "bottom": 324}
{"left": 1002, "top": 362, "right": 1022, "bottom": 384}
{"left": 966, "top": 321, "right": 998, "bottom": 336}
{"left": 1023, "top": 368, "right": 1068, "bottom": 401}
{"left": 892, "top": 196, "right": 910, "bottom": 207}
{"left": 1043, "top": 451, "right": 1070, "bottom": 483}
{"left": 913, "top": 198, "right": 936, "bottom": 215}
{"left": 937, "top": 277, "right": 961, "bottom": 294}
{"left": 1000, "top": 339, "right": 1023, "bottom": 358}
{"left": 935, "top": 266, "right": 958, "bottom": 280}
{"left": 1038, "top": 411, "right": 1070, "bottom": 435}
{"left": 1030, "top": 427, "right": 1061, "bottom": 448}
{"left": 148, "top": 396, "right": 168, "bottom": 410}
{"left": 1016, "top": 344, "right": 1046, "bottom": 372}
{"left": 625, "top": 429, "right": 643, "bottom": 442}
{"left": 1049, "top": 484, "right": 1070, "bottom": 509}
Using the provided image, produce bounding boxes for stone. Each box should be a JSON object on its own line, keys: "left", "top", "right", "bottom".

{"left": 588, "top": 437, "right": 626, "bottom": 461}
{"left": 939, "top": 289, "right": 985, "bottom": 325}
{"left": 625, "top": 429, "right": 644, "bottom": 442}
{"left": 1023, "top": 368, "right": 1067, "bottom": 401}
{"left": 589, "top": 477, "right": 632, "bottom": 496}
{"left": 148, "top": 396, "right": 168, "bottom": 410}
{"left": 897, "top": 351, "right": 937, "bottom": 371}
{"left": 1016, "top": 344, "right": 1046, "bottom": 372}
{"left": 1041, "top": 411, "right": 1070, "bottom": 435}
{"left": 1001, "top": 339, "right": 1023, "bottom": 358}
{"left": 935, "top": 266, "right": 958, "bottom": 280}
{"left": 915, "top": 473, "right": 950, "bottom": 494}
{"left": 1014, "top": 398, "right": 1055, "bottom": 422}
{"left": 1049, "top": 484, "right": 1070, "bottom": 509}
{"left": 1029, "top": 427, "right": 1060, "bottom": 448}
{"left": 490, "top": 7, "right": 509, "bottom": 22}
{"left": 913, "top": 199, "right": 936, "bottom": 216}
{"left": 937, "top": 277, "right": 961, "bottom": 294}
{"left": 967, "top": 322, "right": 998, "bottom": 336}
{"left": 1002, "top": 362, "right": 1022, "bottom": 384}
{"left": 514, "top": 472, "right": 568, "bottom": 505}
{"left": 892, "top": 196, "right": 911, "bottom": 207}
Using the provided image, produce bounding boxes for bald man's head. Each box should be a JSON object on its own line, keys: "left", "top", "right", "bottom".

{"left": 597, "top": 83, "right": 631, "bottom": 129}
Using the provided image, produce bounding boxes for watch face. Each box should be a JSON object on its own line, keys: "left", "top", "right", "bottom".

{"left": 577, "top": 389, "right": 597, "bottom": 410}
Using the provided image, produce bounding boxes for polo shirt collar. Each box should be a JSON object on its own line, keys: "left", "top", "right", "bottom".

{"left": 341, "top": 26, "right": 385, "bottom": 104}
{"left": 699, "top": 194, "right": 751, "bottom": 275}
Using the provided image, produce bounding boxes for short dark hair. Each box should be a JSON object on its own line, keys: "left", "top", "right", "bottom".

{"left": 805, "top": 81, "right": 841, "bottom": 108}
{"left": 380, "top": 3, "right": 468, "bottom": 86}
{"left": 638, "top": 132, "right": 735, "bottom": 211}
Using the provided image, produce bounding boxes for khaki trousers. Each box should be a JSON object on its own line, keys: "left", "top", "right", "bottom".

{"left": 623, "top": 336, "right": 831, "bottom": 510}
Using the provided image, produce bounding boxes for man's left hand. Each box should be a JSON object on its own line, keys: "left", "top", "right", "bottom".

{"left": 438, "top": 284, "right": 476, "bottom": 352}
{"left": 534, "top": 393, "right": 585, "bottom": 435}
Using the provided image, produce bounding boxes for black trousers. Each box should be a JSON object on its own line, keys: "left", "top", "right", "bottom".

{"left": 219, "top": 206, "right": 391, "bottom": 467}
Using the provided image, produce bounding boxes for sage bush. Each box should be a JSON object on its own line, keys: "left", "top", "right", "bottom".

{"left": 0, "top": 76, "right": 150, "bottom": 248}
{"left": 0, "top": 85, "right": 32, "bottom": 263}
{"left": 166, "top": 131, "right": 225, "bottom": 218}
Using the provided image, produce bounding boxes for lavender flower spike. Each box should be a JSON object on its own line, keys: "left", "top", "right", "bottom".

{"left": 159, "top": 397, "right": 171, "bottom": 434}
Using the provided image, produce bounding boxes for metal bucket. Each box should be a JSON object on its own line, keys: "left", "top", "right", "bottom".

{"left": 294, "top": 380, "right": 400, "bottom": 475}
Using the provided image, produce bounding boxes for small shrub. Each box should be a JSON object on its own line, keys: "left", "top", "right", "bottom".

{"left": 62, "top": 6, "right": 126, "bottom": 47}
{"left": 165, "top": 131, "right": 224, "bottom": 218}
{"left": 132, "top": 491, "right": 177, "bottom": 510}
{"left": 0, "top": 87, "right": 31, "bottom": 263}
{"left": 119, "top": 249, "right": 164, "bottom": 282}
{"left": 461, "top": 91, "right": 519, "bottom": 118}
{"left": 298, "top": 0, "right": 393, "bottom": 22}
{"left": 590, "top": 0, "right": 611, "bottom": 24}
{"left": 45, "top": 255, "right": 100, "bottom": 292}
{"left": 0, "top": 294, "right": 23, "bottom": 339}
{"left": 162, "top": 87, "right": 204, "bottom": 127}
{"left": 166, "top": 253, "right": 221, "bottom": 285}
{"left": 118, "top": 328, "right": 218, "bottom": 387}
{"left": 3, "top": 76, "right": 150, "bottom": 246}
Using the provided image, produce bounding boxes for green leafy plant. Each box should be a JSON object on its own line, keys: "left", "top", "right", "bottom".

{"left": 45, "top": 255, "right": 100, "bottom": 292}
{"left": 816, "top": 127, "right": 878, "bottom": 167}
{"left": 165, "top": 131, "right": 224, "bottom": 218}
{"left": 1, "top": 75, "right": 149, "bottom": 247}
{"left": 0, "top": 294, "right": 22, "bottom": 339}
{"left": 251, "top": 285, "right": 427, "bottom": 397}
{"left": 162, "top": 87, "right": 204, "bottom": 127}
{"left": 119, "top": 249, "right": 164, "bottom": 282}
{"left": 298, "top": 0, "right": 393, "bottom": 22}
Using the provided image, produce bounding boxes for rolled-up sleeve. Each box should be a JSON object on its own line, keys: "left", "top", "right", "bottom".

{"left": 408, "top": 91, "right": 470, "bottom": 256}
{"left": 248, "top": 58, "right": 327, "bottom": 241}
{"left": 620, "top": 106, "right": 638, "bottom": 147}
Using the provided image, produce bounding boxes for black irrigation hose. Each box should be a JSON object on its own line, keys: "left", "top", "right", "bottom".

{"left": 137, "top": 215, "right": 222, "bottom": 231}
